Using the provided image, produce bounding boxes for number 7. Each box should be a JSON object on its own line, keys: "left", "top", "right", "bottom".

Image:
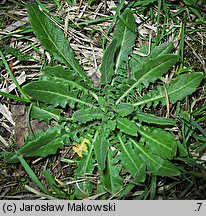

{"left": 197, "top": 203, "right": 202, "bottom": 211}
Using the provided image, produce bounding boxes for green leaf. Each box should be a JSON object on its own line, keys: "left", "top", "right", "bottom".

{"left": 117, "top": 134, "right": 146, "bottom": 182}
{"left": 100, "top": 39, "right": 119, "bottom": 84}
{"left": 149, "top": 42, "right": 174, "bottom": 59}
{"left": 177, "top": 142, "right": 188, "bottom": 157}
{"left": 133, "top": 72, "right": 204, "bottom": 107}
{"left": 0, "top": 91, "right": 30, "bottom": 103}
{"left": 130, "top": 42, "right": 174, "bottom": 75}
{"left": 97, "top": 97, "right": 108, "bottom": 112}
{"left": 116, "top": 103, "right": 134, "bottom": 117}
{"left": 116, "top": 54, "right": 179, "bottom": 104}
{"left": 23, "top": 80, "right": 96, "bottom": 108}
{"left": 4, "top": 126, "right": 70, "bottom": 163}
{"left": 134, "top": 54, "right": 179, "bottom": 88}
{"left": 27, "top": 3, "right": 90, "bottom": 82}
{"left": 93, "top": 124, "right": 109, "bottom": 171}
{"left": 167, "top": 72, "right": 204, "bottom": 104}
{"left": 42, "top": 66, "right": 99, "bottom": 102}
{"left": 134, "top": 0, "right": 156, "bottom": 6}
{"left": 72, "top": 108, "right": 105, "bottom": 123}
{"left": 137, "top": 126, "right": 177, "bottom": 160}
{"left": 106, "top": 119, "right": 116, "bottom": 131}
{"left": 137, "top": 112, "right": 176, "bottom": 126}
{"left": 42, "top": 65, "right": 74, "bottom": 80}
{"left": 130, "top": 138, "right": 180, "bottom": 177}
{"left": 31, "top": 105, "right": 62, "bottom": 122}
{"left": 100, "top": 150, "right": 123, "bottom": 194}
{"left": 113, "top": 8, "right": 136, "bottom": 73}
{"left": 117, "top": 118, "right": 138, "bottom": 136}
{"left": 74, "top": 134, "right": 95, "bottom": 199}
{"left": 42, "top": 66, "right": 92, "bottom": 93}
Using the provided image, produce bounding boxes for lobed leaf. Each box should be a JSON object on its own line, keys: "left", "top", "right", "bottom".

{"left": 27, "top": 3, "right": 90, "bottom": 82}
{"left": 133, "top": 72, "right": 204, "bottom": 107}
{"left": 42, "top": 66, "right": 96, "bottom": 98}
{"left": 72, "top": 108, "right": 105, "bottom": 123}
{"left": 31, "top": 105, "right": 62, "bottom": 122}
{"left": 23, "top": 80, "right": 96, "bottom": 109}
{"left": 134, "top": 54, "right": 179, "bottom": 88}
{"left": 167, "top": 72, "right": 204, "bottom": 104}
{"left": 116, "top": 54, "right": 179, "bottom": 104}
{"left": 130, "top": 42, "right": 174, "bottom": 75}
{"left": 4, "top": 126, "right": 70, "bottom": 163}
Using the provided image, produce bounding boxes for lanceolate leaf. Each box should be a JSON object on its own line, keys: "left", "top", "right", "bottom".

{"left": 137, "top": 112, "right": 176, "bottom": 126}
{"left": 135, "top": 54, "right": 178, "bottom": 87}
{"left": 72, "top": 108, "right": 105, "bottom": 123}
{"left": 118, "top": 134, "right": 146, "bottom": 182}
{"left": 23, "top": 80, "right": 96, "bottom": 108}
{"left": 117, "top": 118, "right": 138, "bottom": 136}
{"left": 167, "top": 72, "right": 204, "bottom": 104}
{"left": 100, "top": 150, "right": 123, "bottom": 194}
{"left": 27, "top": 3, "right": 90, "bottom": 82}
{"left": 133, "top": 72, "right": 204, "bottom": 107}
{"left": 93, "top": 124, "right": 109, "bottom": 171}
{"left": 100, "top": 39, "right": 119, "bottom": 84}
{"left": 4, "top": 126, "right": 70, "bottom": 163}
{"left": 116, "top": 54, "right": 179, "bottom": 104}
{"left": 130, "top": 138, "right": 180, "bottom": 177}
{"left": 137, "top": 126, "right": 177, "bottom": 160}
{"left": 130, "top": 42, "right": 174, "bottom": 77}
{"left": 113, "top": 8, "right": 136, "bottom": 73}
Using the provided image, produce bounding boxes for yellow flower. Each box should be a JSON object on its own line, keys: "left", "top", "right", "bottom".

{"left": 73, "top": 138, "right": 91, "bottom": 157}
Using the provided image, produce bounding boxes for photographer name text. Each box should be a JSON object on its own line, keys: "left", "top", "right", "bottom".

{"left": 2, "top": 202, "right": 116, "bottom": 213}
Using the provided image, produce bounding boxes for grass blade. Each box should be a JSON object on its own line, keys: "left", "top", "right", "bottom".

{"left": 17, "top": 155, "right": 49, "bottom": 194}
{"left": 0, "top": 50, "right": 30, "bottom": 101}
